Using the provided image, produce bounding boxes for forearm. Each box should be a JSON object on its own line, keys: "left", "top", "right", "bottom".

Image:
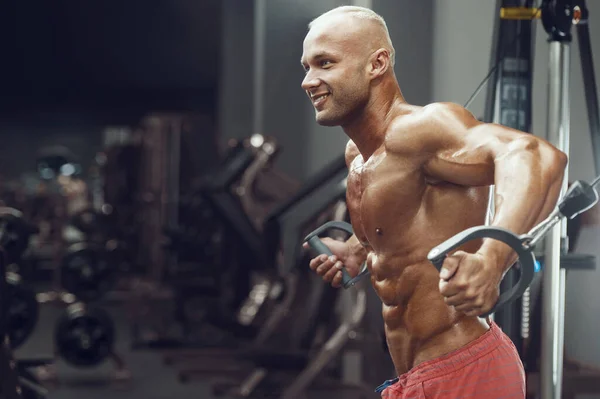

{"left": 347, "top": 234, "right": 368, "bottom": 263}
{"left": 479, "top": 138, "right": 567, "bottom": 273}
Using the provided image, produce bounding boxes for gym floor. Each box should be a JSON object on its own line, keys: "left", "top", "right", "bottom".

{"left": 15, "top": 301, "right": 220, "bottom": 399}
{"left": 14, "top": 292, "right": 376, "bottom": 399}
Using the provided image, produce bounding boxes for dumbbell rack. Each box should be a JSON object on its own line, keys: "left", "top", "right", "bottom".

{"left": 0, "top": 236, "right": 50, "bottom": 399}
{"left": 0, "top": 241, "right": 25, "bottom": 399}
{"left": 30, "top": 181, "right": 132, "bottom": 389}
{"left": 33, "top": 292, "right": 132, "bottom": 389}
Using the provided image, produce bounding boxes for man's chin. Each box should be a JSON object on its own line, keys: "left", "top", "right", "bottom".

{"left": 315, "top": 113, "right": 340, "bottom": 127}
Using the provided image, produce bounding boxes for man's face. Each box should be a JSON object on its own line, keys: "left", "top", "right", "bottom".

{"left": 300, "top": 22, "right": 370, "bottom": 126}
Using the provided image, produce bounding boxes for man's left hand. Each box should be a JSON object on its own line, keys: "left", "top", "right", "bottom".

{"left": 438, "top": 251, "right": 502, "bottom": 317}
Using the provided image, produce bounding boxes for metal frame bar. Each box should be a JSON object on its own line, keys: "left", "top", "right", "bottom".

{"left": 541, "top": 40, "right": 570, "bottom": 399}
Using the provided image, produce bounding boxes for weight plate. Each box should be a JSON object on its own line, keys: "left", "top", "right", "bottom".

{"left": 0, "top": 207, "right": 38, "bottom": 264}
{"left": 6, "top": 273, "right": 39, "bottom": 349}
{"left": 61, "top": 243, "right": 116, "bottom": 302}
{"left": 55, "top": 303, "right": 115, "bottom": 367}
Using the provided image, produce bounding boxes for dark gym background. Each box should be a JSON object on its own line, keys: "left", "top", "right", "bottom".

{"left": 0, "top": 1, "right": 599, "bottom": 399}
{"left": 2, "top": 2, "right": 222, "bottom": 398}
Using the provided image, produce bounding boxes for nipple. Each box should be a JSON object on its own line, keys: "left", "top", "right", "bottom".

{"left": 376, "top": 228, "right": 383, "bottom": 236}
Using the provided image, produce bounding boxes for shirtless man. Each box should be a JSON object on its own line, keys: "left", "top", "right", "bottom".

{"left": 300, "top": 6, "right": 567, "bottom": 399}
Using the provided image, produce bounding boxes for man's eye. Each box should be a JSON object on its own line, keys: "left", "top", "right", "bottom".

{"left": 321, "top": 60, "right": 332, "bottom": 68}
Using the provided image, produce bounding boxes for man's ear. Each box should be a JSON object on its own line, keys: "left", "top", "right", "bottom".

{"left": 369, "top": 48, "right": 391, "bottom": 78}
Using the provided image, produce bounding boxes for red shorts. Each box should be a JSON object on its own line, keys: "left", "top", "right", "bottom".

{"left": 376, "top": 321, "right": 525, "bottom": 399}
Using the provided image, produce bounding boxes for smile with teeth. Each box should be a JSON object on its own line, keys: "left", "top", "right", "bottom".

{"left": 312, "top": 93, "right": 330, "bottom": 106}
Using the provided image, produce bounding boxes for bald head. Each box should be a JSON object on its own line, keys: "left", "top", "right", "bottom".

{"left": 307, "top": 6, "right": 395, "bottom": 67}
{"left": 300, "top": 7, "right": 399, "bottom": 127}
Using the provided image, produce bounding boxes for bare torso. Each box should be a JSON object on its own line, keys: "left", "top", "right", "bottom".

{"left": 346, "top": 106, "right": 491, "bottom": 376}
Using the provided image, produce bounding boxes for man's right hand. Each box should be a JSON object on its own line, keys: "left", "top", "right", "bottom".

{"left": 303, "top": 237, "right": 363, "bottom": 288}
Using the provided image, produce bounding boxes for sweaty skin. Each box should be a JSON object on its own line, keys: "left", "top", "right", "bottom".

{"left": 301, "top": 8, "right": 567, "bottom": 377}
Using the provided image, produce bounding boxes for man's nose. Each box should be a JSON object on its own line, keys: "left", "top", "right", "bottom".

{"left": 301, "top": 71, "right": 320, "bottom": 92}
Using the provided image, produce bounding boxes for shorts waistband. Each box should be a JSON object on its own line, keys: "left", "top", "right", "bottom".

{"left": 386, "top": 319, "right": 505, "bottom": 389}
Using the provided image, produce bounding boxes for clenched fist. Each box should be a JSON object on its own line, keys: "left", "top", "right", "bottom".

{"left": 438, "top": 251, "right": 503, "bottom": 317}
{"left": 303, "top": 237, "right": 363, "bottom": 288}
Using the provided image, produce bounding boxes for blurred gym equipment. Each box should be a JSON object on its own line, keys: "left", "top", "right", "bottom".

{"left": 5, "top": 272, "right": 39, "bottom": 350}
{"left": 0, "top": 207, "right": 50, "bottom": 399}
{"left": 128, "top": 128, "right": 299, "bottom": 350}
{"left": 0, "top": 208, "right": 39, "bottom": 267}
{"left": 24, "top": 142, "right": 132, "bottom": 386}
{"left": 0, "top": 112, "right": 222, "bottom": 392}
{"left": 157, "top": 151, "right": 390, "bottom": 398}
{"left": 0, "top": 114, "right": 389, "bottom": 397}
{"left": 54, "top": 302, "right": 117, "bottom": 368}
{"left": 59, "top": 241, "right": 117, "bottom": 303}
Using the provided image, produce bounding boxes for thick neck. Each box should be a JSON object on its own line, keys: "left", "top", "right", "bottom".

{"left": 342, "top": 79, "right": 406, "bottom": 160}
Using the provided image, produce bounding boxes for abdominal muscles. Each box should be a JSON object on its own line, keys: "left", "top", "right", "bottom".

{"left": 362, "top": 184, "right": 489, "bottom": 373}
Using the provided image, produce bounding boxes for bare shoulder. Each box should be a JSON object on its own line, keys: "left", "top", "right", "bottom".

{"left": 423, "top": 102, "right": 480, "bottom": 126}
{"left": 384, "top": 102, "right": 480, "bottom": 156}
{"left": 345, "top": 139, "right": 361, "bottom": 168}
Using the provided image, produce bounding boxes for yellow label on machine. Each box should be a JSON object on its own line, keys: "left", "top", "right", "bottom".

{"left": 500, "top": 7, "right": 541, "bottom": 20}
